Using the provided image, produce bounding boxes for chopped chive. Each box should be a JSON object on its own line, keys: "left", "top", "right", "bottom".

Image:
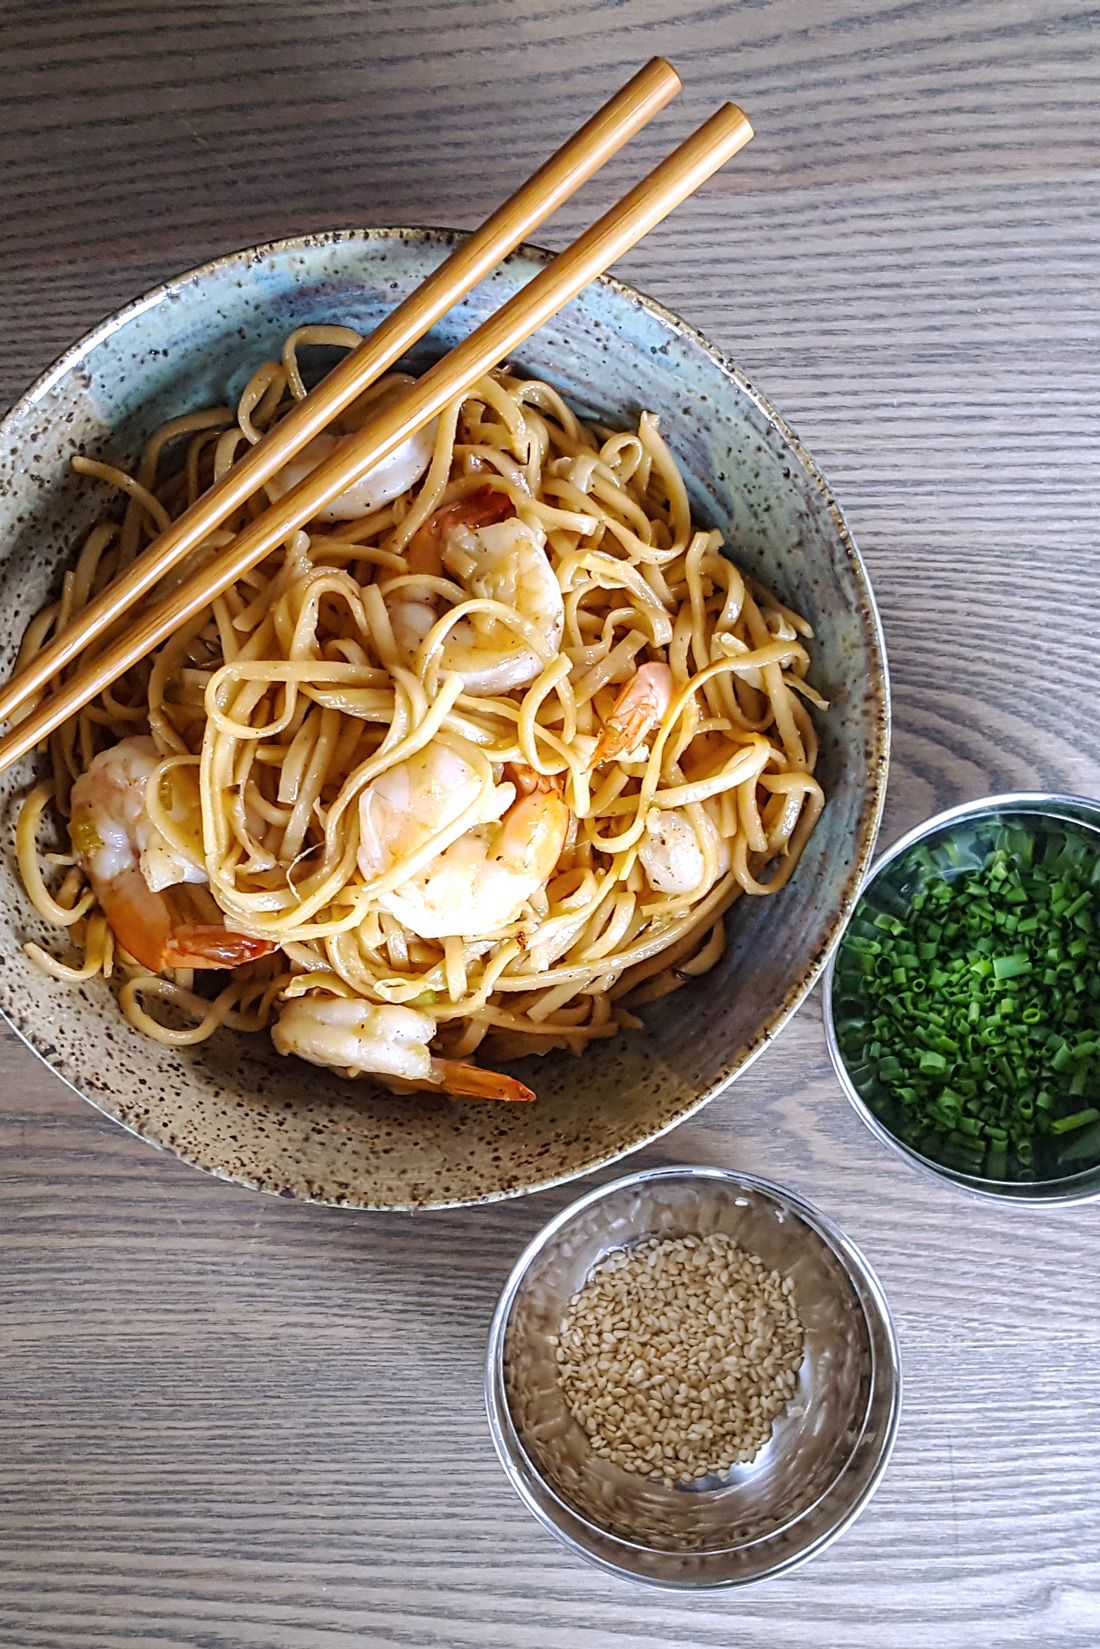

{"left": 1069, "top": 1063, "right": 1090, "bottom": 1098}
{"left": 1049, "top": 1108, "right": 1100, "bottom": 1135}
{"left": 834, "top": 815, "right": 1100, "bottom": 1184}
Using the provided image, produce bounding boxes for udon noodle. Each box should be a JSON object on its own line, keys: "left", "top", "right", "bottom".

{"left": 15, "top": 326, "right": 825, "bottom": 1100}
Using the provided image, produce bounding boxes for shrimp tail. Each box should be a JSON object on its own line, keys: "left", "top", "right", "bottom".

{"left": 97, "top": 869, "right": 274, "bottom": 972}
{"left": 70, "top": 737, "right": 277, "bottom": 977}
{"left": 430, "top": 1058, "right": 536, "bottom": 1103}
{"left": 594, "top": 661, "right": 674, "bottom": 765}
{"left": 163, "top": 925, "right": 277, "bottom": 970}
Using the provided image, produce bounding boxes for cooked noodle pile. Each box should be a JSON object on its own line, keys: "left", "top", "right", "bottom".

{"left": 15, "top": 326, "right": 825, "bottom": 1092}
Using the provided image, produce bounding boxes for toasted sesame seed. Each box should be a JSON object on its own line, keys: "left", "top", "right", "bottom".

{"left": 555, "top": 1232, "right": 803, "bottom": 1485}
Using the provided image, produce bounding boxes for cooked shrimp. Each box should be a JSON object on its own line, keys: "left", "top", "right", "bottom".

{"left": 70, "top": 737, "right": 275, "bottom": 974}
{"left": 357, "top": 737, "right": 570, "bottom": 940}
{"left": 265, "top": 373, "right": 437, "bottom": 520}
{"left": 389, "top": 485, "right": 565, "bottom": 694}
{"left": 272, "top": 996, "right": 534, "bottom": 1101}
{"left": 357, "top": 738, "right": 490, "bottom": 885}
{"left": 593, "top": 661, "right": 674, "bottom": 764}
{"left": 638, "top": 805, "right": 730, "bottom": 897}
{"left": 385, "top": 787, "right": 569, "bottom": 940}
{"left": 405, "top": 486, "right": 515, "bottom": 570}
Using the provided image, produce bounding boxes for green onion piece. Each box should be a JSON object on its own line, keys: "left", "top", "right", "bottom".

{"left": 1049, "top": 1108, "right": 1099, "bottom": 1134}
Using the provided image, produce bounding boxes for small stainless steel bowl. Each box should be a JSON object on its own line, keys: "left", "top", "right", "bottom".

{"left": 484, "top": 1166, "right": 900, "bottom": 1588}
{"left": 823, "top": 792, "right": 1100, "bottom": 1205}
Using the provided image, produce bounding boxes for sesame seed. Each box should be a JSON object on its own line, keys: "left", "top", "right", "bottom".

{"left": 555, "top": 1233, "right": 803, "bottom": 1485}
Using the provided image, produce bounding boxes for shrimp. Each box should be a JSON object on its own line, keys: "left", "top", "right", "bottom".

{"left": 593, "top": 661, "right": 674, "bottom": 764}
{"left": 357, "top": 739, "right": 488, "bottom": 883}
{"left": 357, "top": 737, "right": 570, "bottom": 940}
{"left": 272, "top": 996, "right": 535, "bottom": 1101}
{"left": 69, "top": 737, "right": 275, "bottom": 974}
{"left": 389, "top": 485, "right": 565, "bottom": 694}
{"left": 638, "top": 805, "right": 730, "bottom": 896}
{"left": 405, "top": 486, "right": 515, "bottom": 568}
{"left": 265, "top": 373, "right": 437, "bottom": 520}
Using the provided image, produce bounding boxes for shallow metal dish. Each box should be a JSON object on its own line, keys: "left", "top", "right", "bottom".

{"left": 823, "top": 792, "right": 1100, "bottom": 1205}
{"left": 484, "top": 1165, "right": 901, "bottom": 1587}
{"left": 0, "top": 228, "right": 888, "bottom": 1209}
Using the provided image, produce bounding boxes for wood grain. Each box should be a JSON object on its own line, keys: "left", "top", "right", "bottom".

{"left": 2, "top": 1, "right": 1099, "bottom": 1644}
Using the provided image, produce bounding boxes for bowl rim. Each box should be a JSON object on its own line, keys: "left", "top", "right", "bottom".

{"left": 823, "top": 790, "right": 1100, "bottom": 1206}
{"left": 0, "top": 226, "right": 891, "bottom": 1211}
{"left": 483, "top": 1163, "right": 902, "bottom": 1587}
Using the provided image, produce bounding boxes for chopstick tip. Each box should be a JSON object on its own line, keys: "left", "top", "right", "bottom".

{"left": 648, "top": 56, "right": 683, "bottom": 94}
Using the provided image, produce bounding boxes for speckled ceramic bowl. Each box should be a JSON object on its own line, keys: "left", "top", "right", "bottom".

{"left": 0, "top": 228, "right": 889, "bottom": 1209}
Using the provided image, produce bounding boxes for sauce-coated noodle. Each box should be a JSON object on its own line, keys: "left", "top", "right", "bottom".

{"left": 16, "top": 328, "right": 825, "bottom": 1099}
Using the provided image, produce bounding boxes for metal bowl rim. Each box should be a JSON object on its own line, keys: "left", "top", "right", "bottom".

{"left": 483, "top": 1163, "right": 901, "bottom": 1588}
{"left": 823, "top": 790, "right": 1100, "bottom": 1206}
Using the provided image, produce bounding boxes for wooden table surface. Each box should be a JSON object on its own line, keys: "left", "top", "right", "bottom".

{"left": 2, "top": 3, "right": 1099, "bottom": 1645}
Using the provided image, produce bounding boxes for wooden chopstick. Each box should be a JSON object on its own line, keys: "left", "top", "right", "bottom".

{"left": 0, "top": 57, "right": 681, "bottom": 733}
{"left": 0, "top": 100, "right": 752, "bottom": 778}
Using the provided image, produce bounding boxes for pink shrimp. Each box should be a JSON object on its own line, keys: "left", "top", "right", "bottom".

{"left": 593, "top": 661, "right": 674, "bottom": 764}
{"left": 388, "top": 484, "right": 565, "bottom": 695}
{"left": 69, "top": 737, "right": 276, "bottom": 975}
{"left": 405, "top": 484, "right": 515, "bottom": 573}
{"left": 272, "top": 998, "right": 535, "bottom": 1101}
{"left": 356, "top": 737, "right": 570, "bottom": 940}
{"left": 265, "top": 372, "right": 438, "bottom": 520}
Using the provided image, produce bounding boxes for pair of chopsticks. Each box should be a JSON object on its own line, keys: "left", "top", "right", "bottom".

{"left": 0, "top": 60, "right": 752, "bottom": 775}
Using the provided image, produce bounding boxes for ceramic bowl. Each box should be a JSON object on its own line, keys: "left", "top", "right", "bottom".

{"left": 824, "top": 792, "right": 1100, "bottom": 1205}
{"left": 0, "top": 228, "right": 889, "bottom": 1209}
{"left": 484, "top": 1166, "right": 901, "bottom": 1587}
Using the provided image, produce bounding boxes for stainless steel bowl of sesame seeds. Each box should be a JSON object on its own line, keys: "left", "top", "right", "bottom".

{"left": 484, "top": 1165, "right": 901, "bottom": 1588}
